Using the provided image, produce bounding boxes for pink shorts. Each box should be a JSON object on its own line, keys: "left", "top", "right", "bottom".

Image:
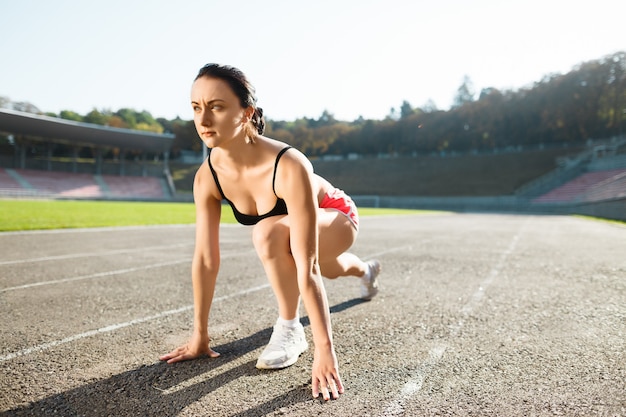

{"left": 320, "top": 188, "right": 359, "bottom": 231}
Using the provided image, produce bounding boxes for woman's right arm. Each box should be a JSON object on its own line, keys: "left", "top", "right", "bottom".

{"left": 160, "top": 164, "right": 222, "bottom": 362}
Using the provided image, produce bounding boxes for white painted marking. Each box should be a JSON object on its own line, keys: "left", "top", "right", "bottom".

{"left": 0, "top": 242, "right": 193, "bottom": 266}
{"left": 378, "top": 222, "right": 526, "bottom": 416}
{"left": 452, "top": 232, "right": 520, "bottom": 336}
{"left": 1, "top": 249, "right": 255, "bottom": 292}
{"left": 160, "top": 244, "right": 415, "bottom": 396}
{"left": 381, "top": 346, "right": 446, "bottom": 416}
{"left": 1, "top": 259, "right": 188, "bottom": 292}
{"left": 0, "top": 223, "right": 244, "bottom": 237}
{"left": 0, "top": 283, "right": 270, "bottom": 362}
{"left": 367, "top": 245, "right": 413, "bottom": 259}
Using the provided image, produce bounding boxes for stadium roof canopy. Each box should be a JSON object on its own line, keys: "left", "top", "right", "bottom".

{"left": 0, "top": 108, "right": 174, "bottom": 153}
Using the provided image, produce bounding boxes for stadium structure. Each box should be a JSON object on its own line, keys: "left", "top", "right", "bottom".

{"left": 1, "top": 107, "right": 625, "bottom": 221}
{"left": 311, "top": 137, "right": 626, "bottom": 222}
{"left": 0, "top": 108, "right": 175, "bottom": 200}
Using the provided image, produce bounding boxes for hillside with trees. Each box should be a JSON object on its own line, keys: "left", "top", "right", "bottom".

{"left": 1, "top": 51, "right": 624, "bottom": 195}
{"left": 3, "top": 51, "right": 624, "bottom": 159}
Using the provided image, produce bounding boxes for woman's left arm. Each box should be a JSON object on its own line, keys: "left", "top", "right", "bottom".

{"left": 277, "top": 150, "right": 345, "bottom": 401}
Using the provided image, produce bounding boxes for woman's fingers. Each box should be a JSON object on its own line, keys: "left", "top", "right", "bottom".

{"left": 325, "top": 380, "right": 337, "bottom": 401}
{"left": 159, "top": 346, "right": 184, "bottom": 362}
{"left": 162, "top": 346, "right": 189, "bottom": 363}
{"left": 159, "top": 344, "right": 220, "bottom": 363}
{"left": 335, "top": 373, "right": 345, "bottom": 395}
{"left": 207, "top": 348, "right": 221, "bottom": 358}
{"left": 313, "top": 374, "right": 344, "bottom": 401}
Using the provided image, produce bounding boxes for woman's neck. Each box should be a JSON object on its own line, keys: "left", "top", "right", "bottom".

{"left": 215, "top": 134, "right": 264, "bottom": 167}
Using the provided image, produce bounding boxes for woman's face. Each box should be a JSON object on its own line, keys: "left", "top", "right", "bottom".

{"left": 191, "top": 76, "right": 250, "bottom": 148}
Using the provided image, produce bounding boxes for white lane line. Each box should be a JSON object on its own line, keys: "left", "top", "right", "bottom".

{"left": 1, "top": 249, "right": 255, "bottom": 292}
{"left": 366, "top": 245, "right": 413, "bottom": 259}
{"left": 158, "top": 246, "right": 411, "bottom": 397}
{"left": 0, "top": 244, "right": 416, "bottom": 363}
{"left": 0, "top": 223, "right": 246, "bottom": 237}
{"left": 381, "top": 346, "right": 447, "bottom": 417}
{"left": 0, "top": 242, "right": 193, "bottom": 266}
{"left": 1, "top": 260, "right": 188, "bottom": 292}
{"left": 452, "top": 233, "right": 520, "bottom": 335}
{"left": 379, "top": 223, "right": 526, "bottom": 417}
{"left": 0, "top": 283, "right": 270, "bottom": 362}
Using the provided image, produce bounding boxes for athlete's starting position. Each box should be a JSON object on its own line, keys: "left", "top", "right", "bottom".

{"left": 160, "top": 63, "right": 381, "bottom": 401}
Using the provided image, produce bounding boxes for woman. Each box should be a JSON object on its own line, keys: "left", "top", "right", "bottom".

{"left": 160, "top": 64, "right": 381, "bottom": 401}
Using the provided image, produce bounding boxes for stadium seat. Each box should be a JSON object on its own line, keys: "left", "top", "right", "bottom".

{"left": 532, "top": 169, "right": 626, "bottom": 203}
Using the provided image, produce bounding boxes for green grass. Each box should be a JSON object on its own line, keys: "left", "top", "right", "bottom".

{"left": 576, "top": 215, "right": 626, "bottom": 227}
{"left": 0, "top": 200, "right": 198, "bottom": 231}
{"left": 0, "top": 200, "right": 434, "bottom": 232}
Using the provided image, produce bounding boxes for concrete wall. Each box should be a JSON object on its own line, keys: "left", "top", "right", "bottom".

{"left": 571, "top": 198, "right": 626, "bottom": 222}
{"left": 353, "top": 195, "right": 626, "bottom": 222}
{"left": 355, "top": 195, "right": 533, "bottom": 213}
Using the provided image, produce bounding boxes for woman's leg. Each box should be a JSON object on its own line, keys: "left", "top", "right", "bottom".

{"left": 252, "top": 215, "right": 300, "bottom": 320}
{"left": 253, "top": 209, "right": 380, "bottom": 312}
{"left": 252, "top": 215, "right": 308, "bottom": 369}
{"left": 252, "top": 209, "right": 367, "bottom": 317}
{"left": 252, "top": 209, "right": 380, "bottom": 369}
{"left": 317, "top": 208, "right": 366, "bottom": 278}
{"left": 317, "top": 209, "right": 381, "bottom": 300}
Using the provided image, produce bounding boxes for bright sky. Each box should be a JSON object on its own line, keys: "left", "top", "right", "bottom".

{"left": 1, "top": 0, "right": 623, "bottom": 122}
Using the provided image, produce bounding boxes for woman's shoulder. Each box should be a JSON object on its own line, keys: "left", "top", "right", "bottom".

{"left": 279, "top": 145, "right": 312, "bottom": 172}
{"left": 255, "top": 136, "right": 308, "bottom": 166}
{"left": 193, "top": 158, "right": 220, "bottom": 200}
{"left": 194, "top": 157, "right": 210, "bottom": 180}
{"left": 259, "top": 136, "right": 293, "bottom": 152}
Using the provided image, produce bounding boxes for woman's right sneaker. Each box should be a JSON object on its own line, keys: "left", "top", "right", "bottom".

{"left": 360, "top": 260, "right": 381, "bottom": 300}
{"left": 255, "top": 321, "right": 308, "bottom": 369}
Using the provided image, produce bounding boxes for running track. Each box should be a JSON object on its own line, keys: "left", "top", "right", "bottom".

{"left": 1, "top": 214, "right": 624, "bottom": 416}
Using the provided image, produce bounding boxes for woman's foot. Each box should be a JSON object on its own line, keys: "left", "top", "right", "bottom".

{"left": 360, "top": 260, "right": 381, "bottom": 300}
{"left": 256, "top": 321, "right": 308, "bottom": 369}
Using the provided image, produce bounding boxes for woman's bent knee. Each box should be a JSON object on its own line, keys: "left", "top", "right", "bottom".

{"left": 252, "top": 218, "right": 290, "bottom": 260}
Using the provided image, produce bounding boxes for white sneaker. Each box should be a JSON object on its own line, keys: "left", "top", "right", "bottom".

{"left": 256, "top": 322, "right": 308, "bottom": 369}
{"left": 360, "top": 260, "right": 381, "bottom": 300}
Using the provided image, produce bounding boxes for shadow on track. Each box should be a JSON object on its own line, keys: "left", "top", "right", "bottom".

{"left": 3, "top": 298, "right": 366, "bottom": 417}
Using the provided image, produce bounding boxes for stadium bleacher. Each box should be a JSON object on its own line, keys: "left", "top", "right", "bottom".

{"left": 15, "top": 169, "right": 103, "bottom": 197}
{"left": 102, "top": 175, "right": 167, "bottom": 199}
{"left": 532, "top": 168, "right": 626, "bottom": 203}
{"left": 0, "top": 168, "right": 22, "bottom": 191}
{"left": 577, "top": 171, "right": 626, "bottom": 202}
{"left": 2, "top": 141, "right": 625, "bottom": 208}
{"left": 0, "top": 168, "right": 168, "bottom": 200}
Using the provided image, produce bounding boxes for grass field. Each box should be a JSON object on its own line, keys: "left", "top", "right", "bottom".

{"left": 0, "top": 200, "right": 431, "bottom": 232}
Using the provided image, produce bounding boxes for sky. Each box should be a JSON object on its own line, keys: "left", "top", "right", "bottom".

{"left": 0, "top": 0, "right": 624, "bottom": 122}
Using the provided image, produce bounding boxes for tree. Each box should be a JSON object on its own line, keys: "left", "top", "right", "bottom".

{"left": 453, "top": 75, "right": 475, "bottom": 107}
{"left": 59, "top": 110, "right": 84, "bottom": 122}
{"left": 421, "top": 99, "right": 438, "bottom": 113}
{"left": 8, "top": 51, "right": 624, "bottom": 160}
{"left": 317, "top": 110, "right": 336, "bottom": 126}
{"left": 115, "top": 108, "right": 138, "bottom": 128}
{"left": 386, "top": 107, "right": 399, "bottom": 121}
{"left": 400, "top": 100, "right": 415, "bottom": 119}
{"left": 84, "top": 109, "right": 109, "bottom": 125}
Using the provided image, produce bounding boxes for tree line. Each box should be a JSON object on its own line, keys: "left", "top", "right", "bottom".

{"left": 3, "top": 51, "right": 624, "bottom": 159}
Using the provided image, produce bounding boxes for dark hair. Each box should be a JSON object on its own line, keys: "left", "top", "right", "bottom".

{"left": 195, "top": 63, "right": 265, "bottom": 136}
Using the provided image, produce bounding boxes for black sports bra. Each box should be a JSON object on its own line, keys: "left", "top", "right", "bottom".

{"left": 207, "top": 146, "right": 291, "bottom": 226}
